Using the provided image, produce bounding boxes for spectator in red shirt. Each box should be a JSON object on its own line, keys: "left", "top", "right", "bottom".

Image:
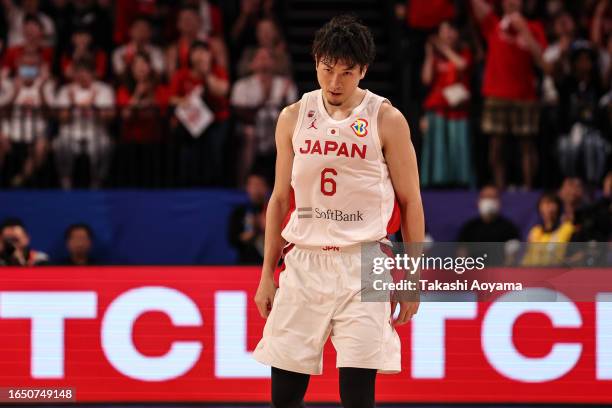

{"left": 472, "top": 0, "right": 547, "bottom": 190}
{"left": 166, "top": 5, "right": 228, "bottom": 78}
{"left": 116, "top": 51, "right": 168, "bottom": 186}
{"left": 394, "top": 0, "right": 458, "bottom": 103}
{"left": 112, "top": 16, "right": 165, "bottom": 79}
{"left": 113, "top": 0, "right": 166, "bottom": 45}
{"left": 397, "top": 0, "right": 456, "bottom": 30}
{"left": 591, "top": 0, "right": 612, "bottom": 50}
{"left": 420, "top": 20, "right": 474, "bottom": 188}
{"left": 57, "top": 25, "right": 107, "bottom": 82}
{"left": 1, "top": 15, "right": 53, "bottom": 76}
{"left": 169, "top": 40, "right": 230, "bottom": 186}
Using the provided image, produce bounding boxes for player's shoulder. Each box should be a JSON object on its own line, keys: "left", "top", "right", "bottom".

{"left": 281, "top": 99, "right": 302, "bottom": 116}
{"left": 378, "top": 102, "right": 409, "bottom": 132}
{"left": 378, "top": 101, "right": 405, "bottom": 123}
{"left": 377, "top": 101, "right": 411, "bottom": 148}
{"left": 277, "top": 99, "right": 302, "bottom": 128}
{"left": 273, "top": 100, "right": 302, "bottom": 145}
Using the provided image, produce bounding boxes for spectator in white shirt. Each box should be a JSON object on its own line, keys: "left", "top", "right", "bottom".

{"left": 542, "top": 11, "right": 577, "bottom": 104}
{"left": 2, "top": 0, "right": 55, "bottom": 47}
{"left": 0, "top": 50, "right": 54, "bottom": 187}
{"left": 237, "top": 17, "right": 292, "bottom": 78}
{"left": 112, "top": 16, "right": 165, "bottom": 78}
{"left": 53, "top": 57, "right": 114, "bottom": 189}
{"left": 230, "top": 47, "right": 297, "bottom": 184}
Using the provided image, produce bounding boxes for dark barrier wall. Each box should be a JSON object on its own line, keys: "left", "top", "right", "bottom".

{"left": 0, "top": 190, "right": 248, "bottom": 265}
{"left": 0, "top": 190, "right": 541, "bottom": 265}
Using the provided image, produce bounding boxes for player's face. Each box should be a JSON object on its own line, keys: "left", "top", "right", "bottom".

{"left": 316, "top": 58, "right": 366, "bottom": 107}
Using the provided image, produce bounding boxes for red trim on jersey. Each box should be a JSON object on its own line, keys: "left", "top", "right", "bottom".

{"left": 379, "top": 241, "right": 403, "bottom": 301}
{"left": 278, "top": 243, "right": 295, "bottom": 273}
{"left": 386, "top": 198, "right": 401, "bottom": 234}
{"left": 278, "top": 188, "right": 296, "bottom": 274}
{"left": 379, "top": 241, "right": 394, "bottom": 258}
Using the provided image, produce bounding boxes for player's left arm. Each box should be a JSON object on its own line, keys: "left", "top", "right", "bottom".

{"left": 379, "top": 102, "right": 425, "bottom": 325}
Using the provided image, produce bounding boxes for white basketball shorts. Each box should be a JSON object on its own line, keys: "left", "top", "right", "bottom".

{"left": 252, "top": 242, "right": 401, "bottom": 375}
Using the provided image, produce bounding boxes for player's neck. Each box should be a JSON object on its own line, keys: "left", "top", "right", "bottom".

{"left": 321, "top": 88, "right": 367, "bottom": 120}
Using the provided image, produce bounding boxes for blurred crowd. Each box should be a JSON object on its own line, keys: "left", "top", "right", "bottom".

{"left": 3, "top": 172, "right": 608, "bottom": 266}
{"left": 397, "top": 0, "right": 612, "bottom": 190}
{"left": 456, "top": 172, "right": 611, "bottom": 267}
{"left": 0, "top": 0, "right": 610, "bottom": 191}
{"left": 0, "top": 217, "right": 94, "bottom": 265}
{"left": 0, "top": 0, "right": 611, "bottom": 267}
{"left": 0, "top": 0, "right": 295, "bottom": 188}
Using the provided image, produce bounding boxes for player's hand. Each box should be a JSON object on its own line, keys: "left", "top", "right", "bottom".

{"left": 254, "top": 275, "right": 277, "bottom": 319}
{"left": 391, "top": 300, "right": 419, "bottom": 326}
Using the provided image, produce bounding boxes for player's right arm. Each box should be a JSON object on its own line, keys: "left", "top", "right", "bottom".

{"left": 253, "top": 101, "right": 299, "bottom": 319}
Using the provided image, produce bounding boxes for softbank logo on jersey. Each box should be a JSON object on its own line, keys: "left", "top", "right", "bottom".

{"left": 315, "top": 208, "right": 364, "bottom": 222}
{"left": 298, "top": 207, "right": 364, "bottom": 222}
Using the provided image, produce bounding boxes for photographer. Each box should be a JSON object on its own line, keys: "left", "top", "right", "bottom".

{"left": 0, "top": 217, "right": 49, "bottom": 265}
{"left": 228, "top": 172, "right": 269, "bottom": 264}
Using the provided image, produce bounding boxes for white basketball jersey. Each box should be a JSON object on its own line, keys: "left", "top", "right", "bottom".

{"left": 281, "top": 89, "right": 400, "bottom": 247}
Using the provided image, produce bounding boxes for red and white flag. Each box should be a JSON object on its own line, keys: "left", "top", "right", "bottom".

{"left": 326, "top": 127, "right": 339, "bottom": 137}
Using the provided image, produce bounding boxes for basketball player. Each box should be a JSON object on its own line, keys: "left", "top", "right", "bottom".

{"left": 253, "top": 15, "right": 424, "bottom": 408}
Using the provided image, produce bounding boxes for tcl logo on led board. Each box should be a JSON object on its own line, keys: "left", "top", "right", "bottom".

{"left": 0, "top": 267, "right": 610, "bottom": 403}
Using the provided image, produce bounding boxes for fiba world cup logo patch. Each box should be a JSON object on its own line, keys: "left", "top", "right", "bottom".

{"left": 351, "top": 118, "right": 368, "bottom": 137}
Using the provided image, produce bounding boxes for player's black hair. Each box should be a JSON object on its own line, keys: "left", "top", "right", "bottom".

{"left": 311, "top": 14, "right": 375, "bottom": 71}
{"left": 64, "top": 223, "right": 94, "bottom": 241}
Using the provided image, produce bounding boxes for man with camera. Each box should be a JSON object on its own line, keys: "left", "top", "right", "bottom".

{"left": 0, "top": 218, "right": 49, "bottom": 266}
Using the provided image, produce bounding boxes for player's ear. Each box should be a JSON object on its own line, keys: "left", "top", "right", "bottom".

{"left": 359, "top": 65, "right": 368, "bottom": 79}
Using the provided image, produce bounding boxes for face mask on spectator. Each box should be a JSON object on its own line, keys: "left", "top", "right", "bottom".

{"left": 478, "top": 198, "right": 500, "bottom": 218}
{"left": 18, "top": 65, "right": 39, "bottom": 80}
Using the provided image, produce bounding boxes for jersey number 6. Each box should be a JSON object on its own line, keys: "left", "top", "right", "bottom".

{"left": 320, "top": 168, "right": 337, "bottom": 196}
